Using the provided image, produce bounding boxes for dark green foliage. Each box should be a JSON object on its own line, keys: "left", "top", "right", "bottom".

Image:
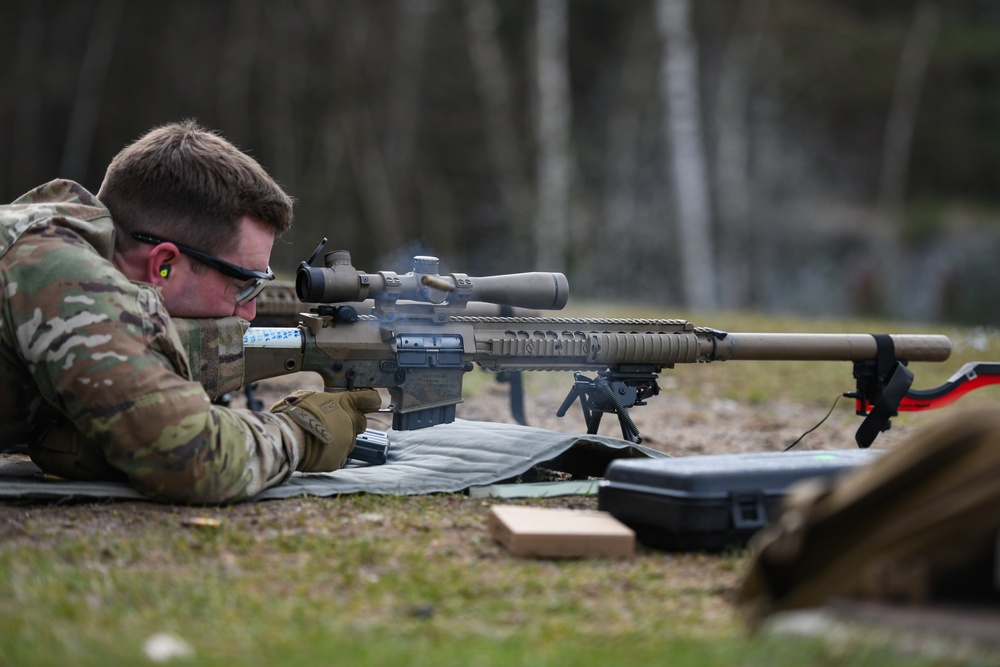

{"left": 2, "top": 1, "right": 999, "bottom": 321}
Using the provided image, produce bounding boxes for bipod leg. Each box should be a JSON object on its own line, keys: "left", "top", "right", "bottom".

{"left": 557, "top": 373, "right": 605, "bottom": 435}
{"left": 584, "top": 405, "right": 603, "bottom": 435}
{"left": 587, "top": 374, "right": 640, "bottom": 442}
{"left": 616, "top": 409, "right": 640, "bottom": 443}
{"left": 244, "top": 382, "right": 264, "bottom": 412}
{"left": 496, "top": 370, "right": 527, "bottom": 425}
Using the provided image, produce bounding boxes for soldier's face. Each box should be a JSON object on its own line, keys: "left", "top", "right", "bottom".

{"left": 164, "top": 215, "right": 275, "bottom": 320}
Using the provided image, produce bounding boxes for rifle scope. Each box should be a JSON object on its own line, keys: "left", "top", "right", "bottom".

{"left": 297, "top": 250, "right": 570, "bottom": 311}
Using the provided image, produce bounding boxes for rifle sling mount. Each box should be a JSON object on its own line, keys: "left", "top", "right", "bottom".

{"left": 847, "top": 334, "right": 915, "bottom": 448}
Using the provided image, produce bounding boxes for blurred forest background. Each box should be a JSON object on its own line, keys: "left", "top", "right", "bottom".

{"left": 2, "top": 0, "right": 999, "bottom": 324}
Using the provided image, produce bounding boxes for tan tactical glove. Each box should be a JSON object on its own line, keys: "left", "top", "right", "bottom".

{"left": 270, "top": 389, "right": 382, "bottom": 472}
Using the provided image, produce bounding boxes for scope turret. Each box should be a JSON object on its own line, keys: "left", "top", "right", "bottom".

{"left": 296, "top": 249, "right": 569, "bottom": 312}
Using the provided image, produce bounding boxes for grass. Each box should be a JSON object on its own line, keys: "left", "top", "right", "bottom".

{"left": 0, "top": 495, "right": 958, "bottom": 667}
{"left": 2, "top": 309, "right": 999, "bottom": 666}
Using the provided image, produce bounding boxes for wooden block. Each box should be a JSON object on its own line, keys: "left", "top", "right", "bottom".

{"left": 487, "top": 505, "right": 635, "bottom": 558}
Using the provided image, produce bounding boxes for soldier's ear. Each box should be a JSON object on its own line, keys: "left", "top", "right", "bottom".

{"left": 146, "top": 244, "right": 180, "bottom": 286}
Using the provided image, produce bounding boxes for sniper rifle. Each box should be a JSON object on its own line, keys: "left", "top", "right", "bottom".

{"left": 236, "top": 240, "right": 996, "bottom": 449}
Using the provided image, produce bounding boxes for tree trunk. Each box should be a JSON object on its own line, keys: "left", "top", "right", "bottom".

{"left": 596, "top": 13, "right": 659, "bottom": 298}
{"left": 714, "top": 0, "right": 769, "bottom": 310}
{"left": 9, "top": 0, "right": 45, "bottom": 192}
{"left": 534, "top": 0, "right": 572, "bottom": 273}
{"left": 879, "top": 0, "right": 940, "bottom": 220}
{"left": 311, "top": 2, "right": 402, "bottom": 249}
{"left": 878, "top": 1, "right": 941, "bottom": 319}
{"left": 60, "top": 0, "right": 125, "bottom": 183}
{"left": 387, "top": 0, "right": 436, "bottom": 236}
{"left": 262, "top": 3, "right": 301, "bottom": 196}
{"left": 656, "top": 0, "right": 717, "bottom": 310}
{"left": 217, "top": 0, "right": 261, "bottom": 145}
{"left": 464, "top": 0, "right": 533, "bottom": 244}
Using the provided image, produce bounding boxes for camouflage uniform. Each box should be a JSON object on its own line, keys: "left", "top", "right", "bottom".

{"left": 0, "top": 180, "right": 305, "bottom": 503}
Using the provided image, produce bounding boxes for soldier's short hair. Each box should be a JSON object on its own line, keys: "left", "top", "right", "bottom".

{"left": 99, "top": 120, "right": 294, "bottom": 257}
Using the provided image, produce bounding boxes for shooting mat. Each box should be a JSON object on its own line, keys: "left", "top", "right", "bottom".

{"left": 0, "top": 420, "right": 666, "bottom": 503}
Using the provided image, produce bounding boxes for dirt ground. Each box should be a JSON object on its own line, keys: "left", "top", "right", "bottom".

{"left": 455, "top": 375, "right": 903, "bottom": 455}
{"left": 245, "top": 368, "right": 925, "bottom": 456}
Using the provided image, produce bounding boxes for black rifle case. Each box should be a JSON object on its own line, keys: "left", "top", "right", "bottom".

{"left": 597, "top": 449, "right": 883, "bottom": 552}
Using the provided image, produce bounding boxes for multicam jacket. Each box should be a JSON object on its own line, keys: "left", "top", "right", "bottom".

{"left": 0, "top": 180, "right": 303, "bottom": 503}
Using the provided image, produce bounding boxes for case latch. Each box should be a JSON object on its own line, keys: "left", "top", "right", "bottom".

{"left": 730, "top": 493, "right": 767, "bottom": 530}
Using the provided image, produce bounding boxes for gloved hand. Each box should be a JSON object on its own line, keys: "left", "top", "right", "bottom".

{"left": 270, "top": 389, "right": 382, "bottom": 472}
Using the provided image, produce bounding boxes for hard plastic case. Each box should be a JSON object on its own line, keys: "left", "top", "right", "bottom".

{"left": 597, "top": 449, "right": 883, "bottom": 552}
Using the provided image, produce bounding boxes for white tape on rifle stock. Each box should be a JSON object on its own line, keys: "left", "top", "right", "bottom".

{"left": 244, "top": 327, "right": 302, "bottom": 348}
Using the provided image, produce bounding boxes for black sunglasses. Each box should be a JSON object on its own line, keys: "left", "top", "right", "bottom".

{"left": 131, "top": 231, "right": 274, "bottom": 303}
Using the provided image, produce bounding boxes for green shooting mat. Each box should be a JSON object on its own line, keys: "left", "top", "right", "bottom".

{"left": 0, "top": 420, "right": 666, "bottom": 503}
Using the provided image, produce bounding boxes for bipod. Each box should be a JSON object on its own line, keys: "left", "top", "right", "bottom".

{"left": 556, "top": 368, "right": 660, "bottom": 443}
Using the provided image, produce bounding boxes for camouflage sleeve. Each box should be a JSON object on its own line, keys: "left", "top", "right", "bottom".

{"left": 0, "top": 224, "right": 305, "bottom": 503}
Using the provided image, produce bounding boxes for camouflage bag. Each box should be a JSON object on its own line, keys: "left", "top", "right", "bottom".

{"left": 172, "top": 317, "right": 249, "bottom": 399}
{"left": 738, "top": 407, "right": 1000, "bottom": 627}
{"left": 27, "top": 419, "right": 126, "bottom": 482}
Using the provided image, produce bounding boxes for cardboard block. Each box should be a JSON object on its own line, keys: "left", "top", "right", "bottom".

{"left": 487, "top": 505, "right": 635, "bottom": 558}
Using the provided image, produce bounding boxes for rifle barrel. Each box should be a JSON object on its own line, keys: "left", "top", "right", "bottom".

{"left": 707, "top": 333, "right": 951, "bottom": 362}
